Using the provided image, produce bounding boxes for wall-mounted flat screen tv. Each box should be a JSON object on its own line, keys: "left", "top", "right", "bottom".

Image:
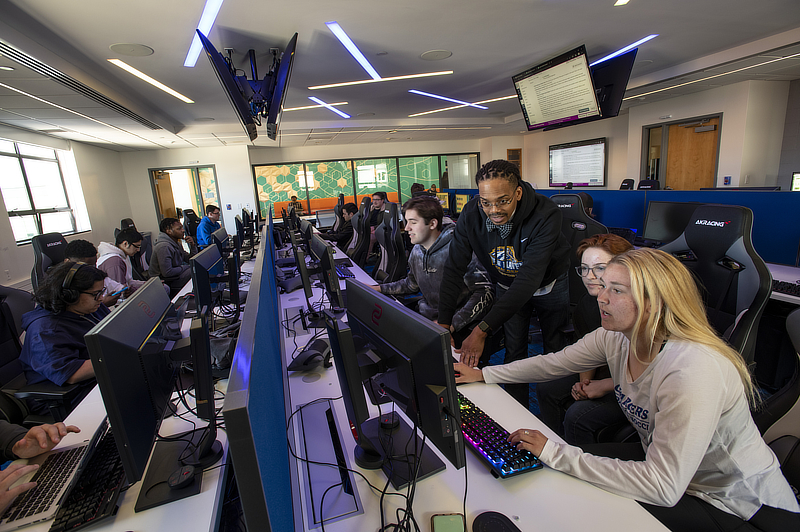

{"left": 513, "top": 45, "right": 600, "bottom": 131}
{"left": 549, "top": 137, "right": 607, "bottom": 187}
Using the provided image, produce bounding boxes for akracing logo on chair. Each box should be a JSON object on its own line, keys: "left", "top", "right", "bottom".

{"left": 557, "top": 203, "right": 574, "bottom": 208}
{"left": 695, "top": 220, "right": 731, "bottom": 227}
{"left": 46, "top": 241, "right": 62, "bottom": 247}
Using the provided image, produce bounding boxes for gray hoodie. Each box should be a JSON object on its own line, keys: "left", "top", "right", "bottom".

{"left": 149, "top": 231, "right": 193, "bottom": 281}
{"left": 380, "top": 224, "right": 493, "bottom": 332}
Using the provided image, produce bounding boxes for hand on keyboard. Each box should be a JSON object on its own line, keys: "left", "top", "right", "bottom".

{"left": 12, "top": 423, "right": 81, "bottom": 459}
{"left": 508, "top": 428, "right": 547, "bottom": 457}
{"left": 0, "top": 462, "right": 39, "bottom": 514}
{"left": 453, "top": 362, "right": 484, "bottom": 384}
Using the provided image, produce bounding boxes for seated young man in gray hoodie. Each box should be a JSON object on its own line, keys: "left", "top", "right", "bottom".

{"left": 149, "top": 217, "right": 197, "bottom": 297}
{"left": 375, "top": 196, "right": 494, "bottom": 357}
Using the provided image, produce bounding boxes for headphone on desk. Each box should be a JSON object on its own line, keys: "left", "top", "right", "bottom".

{"left": 60, "top": 262, "right": 87, "bottom": 305}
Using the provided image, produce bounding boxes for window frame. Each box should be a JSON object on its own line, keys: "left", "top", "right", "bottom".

{"left": 0, "top": 141, "right": 78, "bottom": 244}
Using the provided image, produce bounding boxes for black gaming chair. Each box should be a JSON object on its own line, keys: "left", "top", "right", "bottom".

{"left": 619, "top": 179, "right": 635, "bottom": 190}
{"left": 332, "top": 194, "right": 345, "bottom": 233}
{"left": 659, "top": 204, "right": 772, "bottom": 366}
{"left": 30, "top": 233, "right": 68, "bottom": 292}
{"left": 182, "top": 209, "right": 201, "bottom": 239}
{"left": 637, "top": 179, "right": 661, "bottom": 190}
{"left": 373, "top": 204, "right": 408, "bottom": 283}
{"left": 550, "top": 194, "right": 609, "bottom": 306}
{"left": 346, "top": 197, "right": 372, "bottom": 267}
{"left": 0, "top": 285, "right": 83, "bottom": 424}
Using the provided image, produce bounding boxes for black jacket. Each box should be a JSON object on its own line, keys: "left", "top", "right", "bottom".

{"left": 438, "top": 181, "right": 570, "bottom": 332}
{"left": 322, "top": 219, "right": 353, "bottom": 250}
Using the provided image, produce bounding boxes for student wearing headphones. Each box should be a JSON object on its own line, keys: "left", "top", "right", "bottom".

{"left": 19, "top": 262, "right": 110, "bottom": 413}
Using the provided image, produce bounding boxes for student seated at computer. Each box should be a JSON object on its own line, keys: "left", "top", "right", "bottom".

{"left": 455, "top": 249, "right": 800, "bottom": 531}
{"left": 97, "top": 228, "right": 167, "bottom": 296}
{"left": 288, "top": 195, "right": 304, "bottom": 214}
{"left": 63, "top": 240, "right": 124, "bottom": 307}
{"left": 195, "top": 204, "right": 221, "bottom": 249}
{"left": 374, "top": 196, "right": 493, "bottom": 349}
{"left": 366, "top": 191, "right": 388, "bottom": 259}
{"left": 0, "top": 421, "right": 81, "bottom": 513}
{"left": 536, "top": 233, "right": 632, "bottom": 444}
{"left": 20, "top": 262, "right": 110, "bottom": 413}
{"left": 150, "top": 217, "right": 197, "bottom": 297}
{"left": 320, "top": 202, "right": 357, "bottom": 250}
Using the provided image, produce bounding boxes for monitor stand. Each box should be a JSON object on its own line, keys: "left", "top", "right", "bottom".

{"left": 360, "top": 412, "right": 445, "bottom": 490}
{"left": 134, "top": 428, "right": 222, "bottom": 512}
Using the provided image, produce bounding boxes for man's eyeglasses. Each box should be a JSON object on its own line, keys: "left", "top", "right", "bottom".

{"left": 81, "top": 287, "right": 107, "bottom": 300}
{"left": 479, "top": 197, "right": 515, "bottom": 210}
{"left": 131, "top": 243, "right": 142, "bottom": 250}
{"left": 575, "top": 264, "right": 607, "bottom": 277}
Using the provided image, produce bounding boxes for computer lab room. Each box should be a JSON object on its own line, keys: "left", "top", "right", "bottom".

{"left": 1, "top": 0, "right": 800, "bottom": 531}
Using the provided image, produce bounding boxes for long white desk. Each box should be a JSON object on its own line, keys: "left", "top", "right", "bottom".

{"left": 280, "top": 266, "right": 667, "bottom": 531}
{"left": 20, "top": 385, "right": 229, "bottom": 532}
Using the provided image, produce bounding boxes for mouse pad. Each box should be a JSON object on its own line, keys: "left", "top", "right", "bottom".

{"left": 472, "top": 511, "right": 522, "bottom": 532}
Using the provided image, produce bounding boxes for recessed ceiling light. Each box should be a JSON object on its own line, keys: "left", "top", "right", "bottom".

{"left": 109, "top": 43, "right": 154, "bottom": 57}
{"left": 184, "top": 0, "right": 225, "bottom": 67}
{"left": 614, "top": 0, "right": 631, "bottom": 5}
{"left": 376, "top": 51, "right": 389, "bottom": 57}
{"left": 108, "top": 59, "right": 194, "bottom": 103}
{"left": 420, "top": 50, "right": 452, "bottom": 61}
{"left": 195, "top": 117, "right": 215, "bottom": 122}
{"left": 0, "top": 66, "right": 15, "bottom": 71}
{"left": 308, "top": 70, "right": 453, "bottom": 90}
{"left": 356, "top": 112, "right": 375, "bottom": 117}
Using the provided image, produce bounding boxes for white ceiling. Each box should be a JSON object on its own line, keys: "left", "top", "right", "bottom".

{"left": 1, "top": 0, "right": 799, "bottom": 152}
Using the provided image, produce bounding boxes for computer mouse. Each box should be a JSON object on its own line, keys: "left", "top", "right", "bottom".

{"left": 288, "top": 339, "right": 331, "bottom": 371}
{"left": 472, "top": 511, "right": 522, "bottom": 532}
{"left": 168, "top": 465, "right": 197, "bottom": 490}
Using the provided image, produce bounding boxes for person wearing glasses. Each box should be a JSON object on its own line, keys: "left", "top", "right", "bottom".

{"left": 96, "top": 228, "right": 148, "bottom": 295}
{"left": 63, "top": 239, "right": 126, "bottom": 306}
{"left": 196, "top": 204, "right": 222, "bottom": 249}
{"left": 19, "top": 262, "right": 110, "bottom": 414}
{"left": 438, "top": 159, "right": 571, "bottom": 407}
{"left": 536, "top": 233, "right": 633, "bottom": 444}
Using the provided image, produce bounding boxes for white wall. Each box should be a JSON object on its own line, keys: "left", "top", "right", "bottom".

{"left": 0, "top": 137, "right": 129, "bottom": 287}
{"left": 119, "top": 145, "right": 252, "bottom": 236}
{"left": 520, "top": 114, "right": 630, "bottom": 189}
{"left": 741, "top": 81, "right": 790, "bottom": 186}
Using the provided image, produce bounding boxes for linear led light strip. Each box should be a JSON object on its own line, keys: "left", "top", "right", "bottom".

{"left": 0, "top": 86, "right": 168, "bottom": 147}
{"left": 408, "top": 95, "right": 518, "bottom": 117}
{"left": 108, "top": 59, "right": 194, "bottom": 103}
{"left": 283, "top": 101, "right": 348, "bottom": 111}
{"left": 624, "top": 51, "right": 800, "bottom": 100}
{"left": 308, "top": 97, "right": 350, "bottom": 118}
{"left": 184, "top": 0, "right": 225, "bottom": 67}
{"left": 315, "top": 22, "right": 453, "bottom": 89}
{"left": 279, "top": 126, "right": 492, "bottom": 137}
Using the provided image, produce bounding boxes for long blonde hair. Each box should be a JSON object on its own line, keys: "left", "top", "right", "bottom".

{"left": 610, "top": 248, "right": 757, "bottom": 405}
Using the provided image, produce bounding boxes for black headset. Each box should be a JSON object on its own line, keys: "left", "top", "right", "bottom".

{"left": 61, "top": 262, "right": 86, "bottom": 305}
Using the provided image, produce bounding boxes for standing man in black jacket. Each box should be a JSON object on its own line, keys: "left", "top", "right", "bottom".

{"left": 438, "top": 159, "right": 571, "bottom": 407}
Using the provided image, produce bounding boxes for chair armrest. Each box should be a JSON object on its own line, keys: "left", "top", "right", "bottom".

{"left": 14, "top": 381, "right": 82, "bottom": 402}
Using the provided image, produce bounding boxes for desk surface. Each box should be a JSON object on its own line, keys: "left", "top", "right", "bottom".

{"left": 280, "top": 271, "right": 667, "bottom": 531}
{"left": 22, "top": 386, "right": 228, "bottom": 532}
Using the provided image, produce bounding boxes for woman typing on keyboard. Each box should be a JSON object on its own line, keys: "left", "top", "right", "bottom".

{"left": 455, "top": 248, "right": 800, "bottom": 532}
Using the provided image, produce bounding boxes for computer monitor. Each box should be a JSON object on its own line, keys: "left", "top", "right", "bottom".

{"left": 290, "top": 237, "right": 325, "bottom": 329}
{"left": 309, "top": 233, "right": 345, "bottom": 309}
{"left": 454, "top": 194, "right": 471, "bottom": 214}
{"left": 436, "top": 192, "right": 450, "bottom": 210}
{"left": 326, "top": 280, "right": 465, "bottom": 489}
{"left": 642, "top": 201, "right": 702, "bottom": 244}
{"left": 191, "top": 244, "right": 224, "bottom": 313}
{"left": 299, "top": 218, "right": 314, "bottom": 253}
{"left": 86, "top": 278, "right": 223, "bottom": 511}
{"left": 792, "top": 172, "right": 800, "bottom": 191}
{"left": 549, "top": 137, "right": 607, "bottom": 187}
{"left": 210, "top": 226, "right": 229, "bottom": 254}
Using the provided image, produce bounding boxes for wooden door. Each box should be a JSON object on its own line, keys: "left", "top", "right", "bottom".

{"left": 152, "top": 170, "right": 177, "bottom": 219}
{"left": 665, "top": 117, "right": 720, "bottom": 190}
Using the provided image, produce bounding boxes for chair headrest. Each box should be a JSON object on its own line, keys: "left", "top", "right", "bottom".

{"left": 681, "top": 204, "right": 752, "bottom": 257}
{"left": 551, "top": 194, "right": 590, "bottom": 220}
{"left": 32, "top": 233, "right": 68, "bottom": 262}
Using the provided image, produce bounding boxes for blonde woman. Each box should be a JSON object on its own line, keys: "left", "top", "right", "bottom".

{"left": 455, "top": 248, "right": 799, "bottom": 531}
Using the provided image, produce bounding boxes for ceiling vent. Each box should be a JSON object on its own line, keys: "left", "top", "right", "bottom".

{"left": 0, "top": 41, "right": 163, "bottom": 130}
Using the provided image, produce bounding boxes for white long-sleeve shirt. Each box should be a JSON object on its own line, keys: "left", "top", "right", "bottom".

{"left": 483, "top": 328, "right": 799, "bottom": 520}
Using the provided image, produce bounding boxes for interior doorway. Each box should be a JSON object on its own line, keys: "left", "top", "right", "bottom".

{"left": 150, "top": 166, "right": 220, "bottom": 224}
{"left": 642, "top": 114, "right": 721, "bottom": 190}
